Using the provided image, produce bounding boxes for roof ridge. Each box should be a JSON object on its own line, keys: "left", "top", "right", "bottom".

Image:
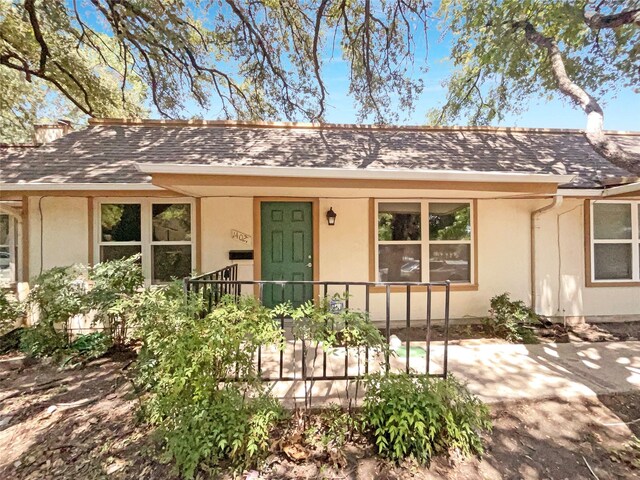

{"left": 88, "top": 118, "right": 640, "bottom": 136}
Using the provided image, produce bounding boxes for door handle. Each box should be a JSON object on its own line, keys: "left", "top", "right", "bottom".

{"left": 306, "top": 263, "right": 312, "bottom": 268}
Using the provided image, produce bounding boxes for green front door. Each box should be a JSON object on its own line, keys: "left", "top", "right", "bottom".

{"left": 261, "top": 202, "right": 313, "bottom": 307}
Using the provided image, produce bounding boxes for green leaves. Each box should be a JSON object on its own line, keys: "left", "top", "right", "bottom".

{"left": 134, "top": 290, "right": 285, "bottom": 477}
{"left": 433, "top": 0, "right": 639, "bottom": 125}
{"left": 483, "top": 292, "right": 541, "bottom": 343}
{"left": 361, "top": 373, "right": 491, "bottom": 463}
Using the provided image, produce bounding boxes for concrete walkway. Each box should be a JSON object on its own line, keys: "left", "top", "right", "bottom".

{"left": 267, "top": 340, "right": 640, "bottom": 405}
{"left": 449, "top": 340, "right": 640, "bottom": 403}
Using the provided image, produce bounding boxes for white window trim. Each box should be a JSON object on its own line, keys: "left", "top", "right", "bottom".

{"left": 590, "top": 200, "right": 640, "bottom": 283}
{"left": 374, "top": 199, "right": 475, "bottom": 284}
{"left": 94, "top": 197, "right": 196, "bottom": 286}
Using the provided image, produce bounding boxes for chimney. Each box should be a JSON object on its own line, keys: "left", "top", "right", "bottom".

{"left": 34, "top": 119, "right": 73, "bottom": 145}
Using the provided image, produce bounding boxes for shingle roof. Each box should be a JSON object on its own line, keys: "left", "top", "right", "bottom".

{"left": 2, "top": 120, "right": 639, "bottom": 189}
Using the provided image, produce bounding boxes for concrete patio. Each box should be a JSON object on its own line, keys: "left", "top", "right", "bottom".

{"left": 266, "top": 340, "right": 640, "bottom": 405}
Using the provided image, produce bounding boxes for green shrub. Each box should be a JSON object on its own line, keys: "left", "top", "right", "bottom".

{"left": 483, "top": 293, "right": 541, "bottom": 343}
{"left": 163, "top": 388, "right": 284, "bottom": 478}
{"left": 134, "top": 288, "right": 285, "bottom": 477}
{"left": 0, "top": 291, "right": 24, "bottom": 334}
{"left": 362, "top": 373, "right": 491, "bottom": 464}
{"left": 20, "top": 324, "right": 68, "bottom": 357}
{"left": 68, "top": 331, "right": 111, "bottom": 360}
{"left": 88, "top": 254, "right": 144, "bottom": 345}
{"left": 25, "top": 265, "right": 89, "bottom": 355}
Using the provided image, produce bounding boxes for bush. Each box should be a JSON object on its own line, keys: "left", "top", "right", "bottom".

{"left": 362, "top": 373, "right": 491, "bottom": 464}
{"left": 20, "top": 324, "right": 68, "bottom": 357}
{"left": 68, "top": 332, "right": 111, "bottom": 360}
{"left": 26, "top": 265, "right": 88, "bottom": 347}
{"left": 133, "top": 287, "right": 286, "bottom": 477}
{"left": 87, "top": 254, "right": 144, "bottom": 345}
{"left": 0, "top": 290, "right": 25, "bottom": 334}
{"left": 483, "top": 293, "right": 541, "bottom": 343}
{"left": 164, "top": 389, "right": 284, "bottom": 478}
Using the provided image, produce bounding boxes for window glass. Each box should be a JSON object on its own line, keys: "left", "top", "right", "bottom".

{"left": 593, "top": 203, "right": 631, "bottom": 240}
{"left": 152, "top": 204, "right": 191, "bottom": 241}
{"left": 101, "top": 204, "right": 141, "bottom": 242}
{"left": 594, "top": 244, "right": 632, "bottom": 280}
{"left": 378, "top": 244, "right": 421, "bottom": 282}
{"left": 100, "top": 245, "right": 142, "bottom": 263}
{"left": 152, "top": 245, "right": 192, "bottom": 283}
{"left": 429, "top": 203, "right": 471, "bottom": 241}
{"left": 0, "top": 246, "right": 10, "bottom": 283}
{"left": 378, "top": 203, "right": 421, "bottom": 241}
{"left": 429, "top": 244, "right": 471, "bottom": 282}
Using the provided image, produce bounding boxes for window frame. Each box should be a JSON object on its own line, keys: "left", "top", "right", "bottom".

{"left": 372, "top": 199, "right": 477, "bottom": 288}
{"left": 94, "top": 197, "right": 196, "bottom": 286}
{"left": 587, "top": 199, "right": 640, "bottom": 286}
{"left": 0, "top": 213, "right": 19, "bottom": 286}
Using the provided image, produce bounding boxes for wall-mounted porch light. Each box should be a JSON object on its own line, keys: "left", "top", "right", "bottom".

{"left": 326, "top": 207, "right": 337, "bottom": 226}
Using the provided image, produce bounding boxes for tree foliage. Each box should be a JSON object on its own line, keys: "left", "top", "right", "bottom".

{"left": 432, "top": 0, "right": 640, "bottom": 173}
{"left": 0, "top": 0, "right": 429, "bottom": 141}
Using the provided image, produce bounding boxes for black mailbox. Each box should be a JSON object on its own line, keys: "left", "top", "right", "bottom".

{"left": 229, "top": 250, "right": 254, "bottom": 260}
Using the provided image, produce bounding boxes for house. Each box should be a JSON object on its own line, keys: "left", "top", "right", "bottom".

{"left": 1, "top": 118, "right": 639, "bottom": 324}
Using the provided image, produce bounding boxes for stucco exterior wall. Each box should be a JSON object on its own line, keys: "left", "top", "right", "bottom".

{"left": 533, "top": 197, "right": 640, "bottom": 319}
{"left": 28, "top": 196, "right": 89, "bottom": 277}
{"left": 25, "top": 192, "right": 639, "bottom": 322}
{"left": 200, "top": 197, "right": 254, "bottom": 280}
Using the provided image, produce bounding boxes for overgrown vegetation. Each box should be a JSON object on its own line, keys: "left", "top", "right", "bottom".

{"left": 133, "top": 288, "right": 286, "bottom": 477}
{"left": 0, "top": 290, "right": 25, "bottom": 333}
{"left": 7, "top": 258, "right": 493, "bottom": 476}
{"left": 483, "top": 293, "right": 541, "bottom": 344}
{"left": 362, "top": 373, "right": 492, "bottom": 464}
{"left": 14, "top": 255, "right": 143, "bottom": 360}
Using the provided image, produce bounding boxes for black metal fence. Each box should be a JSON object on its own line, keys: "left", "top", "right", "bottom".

{"left": 184, "top": 268, "right": 451, "bottom": 381}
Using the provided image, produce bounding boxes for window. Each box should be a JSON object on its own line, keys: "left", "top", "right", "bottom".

{"left": 97, "top": 199, "right": 194, "bottom": 284}
{"left": 0, "top": 214, "right": 19, "bottom": 285}
{"left": 590, "top": 200, "right": 640, "bottom": 282}
{"left": 376, "top": 200, "right": 474, "bottom": 284}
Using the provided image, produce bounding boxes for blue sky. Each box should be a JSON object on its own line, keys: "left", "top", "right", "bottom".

{"left": 307, "top": 32, "right": 640, "bottom": 130}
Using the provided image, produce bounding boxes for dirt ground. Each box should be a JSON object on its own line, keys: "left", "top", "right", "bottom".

{"left": 1, "top": 353, "right": 638, "bottom": 479}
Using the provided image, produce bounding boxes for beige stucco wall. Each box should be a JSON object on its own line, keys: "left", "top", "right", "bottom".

{"left": 200, "top": 197, "right": 254, "bottom": 280}
{"left": 26, "top": 192, "right": 640, "bottom": 322}
{"left": 534, "top": 197, "right": 640, "bottom": 319}
{"left": 28, "top": 196, "right": 89, "bottom": 277}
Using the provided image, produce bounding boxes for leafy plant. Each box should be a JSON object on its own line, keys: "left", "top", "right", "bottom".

{"left": 68, "top": 332, "right": 112, "bottom": 360}
{"left": 133, "top": 287, "right": 285, "bottom": 477}
{"left": 0, "top": 290, "right": 24, "bottom": 334}
{"left": 88, "top": 254, "right": 144, "bottom": 345}
{"left": 278, "top": 294, "right": 389, "bottom": 410}
{"left": 483, "top": 293, "right": 541, "bottom": 344}
{"left": 19, "top": 324, "right": 68, "bottom": 358}
{"left": 362, "top": 373, "right": 491, "bottom": 464}
{"left": 26, "top": 264, "right": 89, "bottom": 351}
{"left": 163, "top": 388, "right": 284, "bottom": 478}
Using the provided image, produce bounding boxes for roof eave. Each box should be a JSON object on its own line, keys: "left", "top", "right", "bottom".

{"left": 0, "top": 182, "right": 161, "bottom": 191}
{"left": 135, "top": 163, "right": 576, "bottom": 185}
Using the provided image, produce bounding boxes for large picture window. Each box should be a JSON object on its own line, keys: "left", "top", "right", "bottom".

{"left": 589, "top": 200, "right": 640, "bottom": 283}
{"left": 97, "top": 199, "right": 194, "bottom": 284}
{"left": 376, "top": 200, "right": 474, "bottom": 284}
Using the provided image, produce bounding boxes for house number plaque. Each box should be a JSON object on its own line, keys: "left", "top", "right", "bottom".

{"left": 231, "top": 229, "right": 252, "bottom": 245}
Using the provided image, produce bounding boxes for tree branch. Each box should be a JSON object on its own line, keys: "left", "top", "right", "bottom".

{"left": 513, "top": 20, "right": 640, "bottom": 175}
{"left": 23, "top": 0, "right": 49, "bottom": 74}
{"left": 583, "top": 8, "right": 640, "bottom": 28}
